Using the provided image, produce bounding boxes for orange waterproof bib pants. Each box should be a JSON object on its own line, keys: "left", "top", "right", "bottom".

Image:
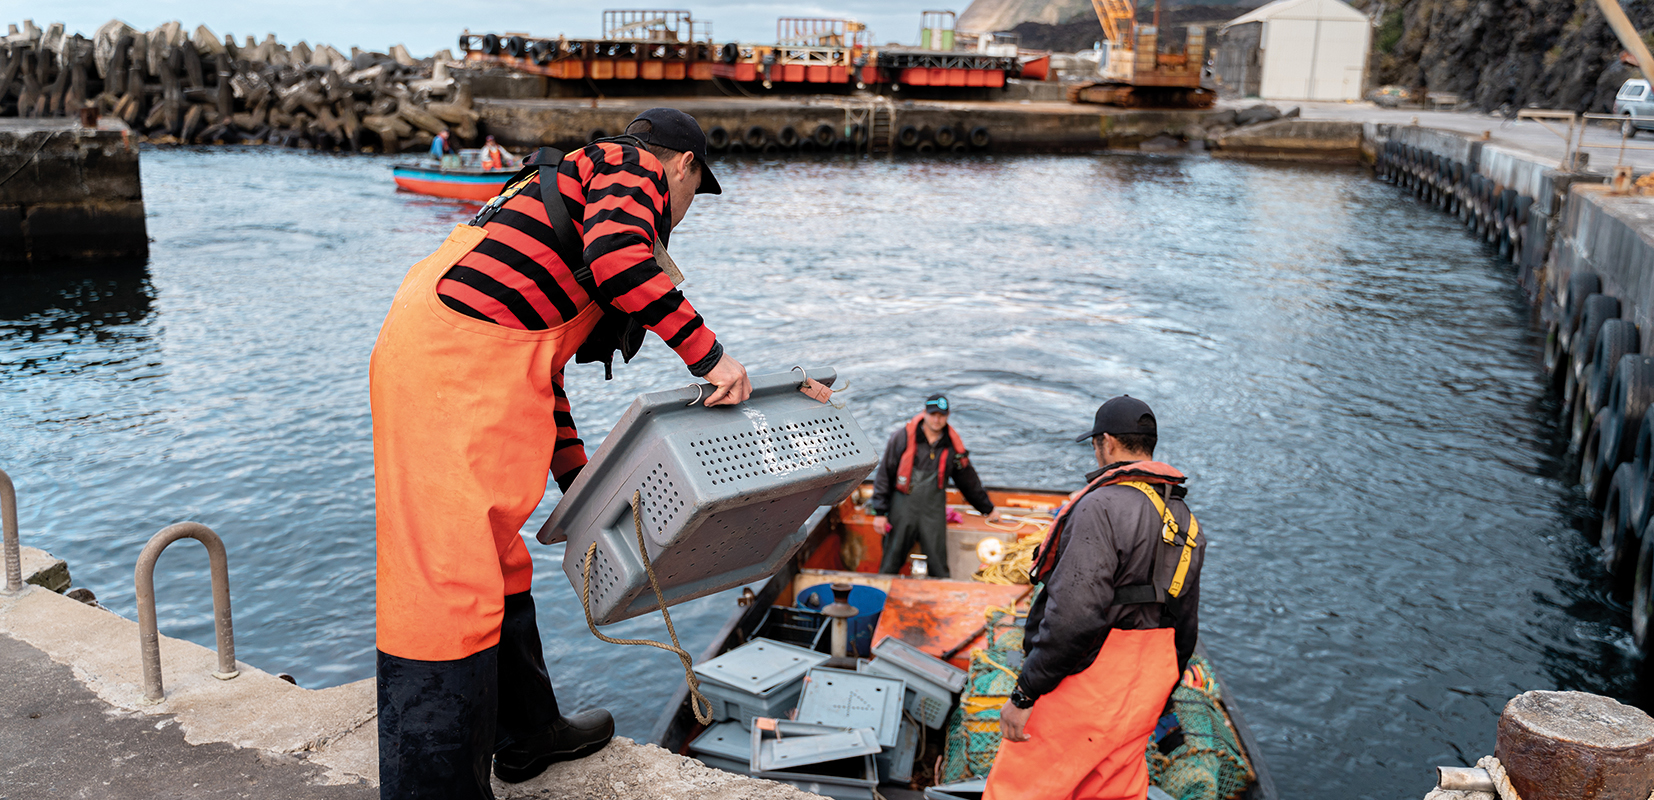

{"left": 370, "top": 223, "right": 602, "bottom": 799}
{"left": 984, "top": 628, "right": 1180, "bottom": 800}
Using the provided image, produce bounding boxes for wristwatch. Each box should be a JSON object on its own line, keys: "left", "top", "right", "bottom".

{"left": 1008, "top": 686, "right": 1035, "bottom": 709}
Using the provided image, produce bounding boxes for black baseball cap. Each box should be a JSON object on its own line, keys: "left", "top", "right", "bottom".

{"left": 1075, "top": 395, "right": 1156, "bottom": 442}
{"left": 626, "top": 107, "right": 722, "bottom": 195}
{"left": 924, "top": 394, "right": 950, "bottom": 413}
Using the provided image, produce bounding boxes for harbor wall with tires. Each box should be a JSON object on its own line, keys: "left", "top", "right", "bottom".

{"left": 1371, "top": 122, "right": 1654, "bottom": 657}
{"left": 474, "top": 96, "right": 1224, "bottom": 154}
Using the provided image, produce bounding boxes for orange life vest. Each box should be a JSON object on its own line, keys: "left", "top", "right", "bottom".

{"left": 895, "top": 413, "right": 969, "bottom": 494}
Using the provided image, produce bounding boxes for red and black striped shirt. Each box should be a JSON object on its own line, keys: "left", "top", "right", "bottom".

{"left": 437, "top": 141, "right": 721, "bottom": 485}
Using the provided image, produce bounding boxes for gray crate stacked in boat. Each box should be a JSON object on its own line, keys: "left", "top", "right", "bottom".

{"left": 795, "top": 666, "right": 907, "bottom": 748}
{"left": 861, "top": 635, "right": 968, "bottom": 729}
{"left": 751, "top": 720, "right": 882, "bottom": 800}
{"left": 692, "top": 638, "right": 830, "bottom": 728}
{"left": 539, "top": 367, "right": 877, "bottom": 624}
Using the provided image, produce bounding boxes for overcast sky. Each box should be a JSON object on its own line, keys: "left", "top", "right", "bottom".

{"left": 31, "top": 0, "right": 962, "bottom": 56}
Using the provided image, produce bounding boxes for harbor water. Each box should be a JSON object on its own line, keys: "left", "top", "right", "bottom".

{"left": 1, "top": 147, "right": 1645, "bottom": 799}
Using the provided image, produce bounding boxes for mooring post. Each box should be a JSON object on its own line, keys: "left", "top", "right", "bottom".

{"left": 1, "top": 468, "right": 20, "bottom": 594}
{"left": 134, "top": 522, "right": 238, "bottom": 703}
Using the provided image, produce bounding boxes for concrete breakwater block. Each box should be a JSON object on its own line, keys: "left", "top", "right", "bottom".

{"left": 1495, "top": 690, "right": 1654, "bottom": 800}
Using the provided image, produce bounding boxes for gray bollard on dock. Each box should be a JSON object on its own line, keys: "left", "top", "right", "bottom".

{"left": 1495, "top": 690, "right": 1654, "bottom": 800}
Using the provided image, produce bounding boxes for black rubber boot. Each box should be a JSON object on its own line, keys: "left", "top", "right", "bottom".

{"left": 492, "top": 709, "right": 616, "bottom": 783}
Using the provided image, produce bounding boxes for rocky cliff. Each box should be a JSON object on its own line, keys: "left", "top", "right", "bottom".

{"left": 1355, "top": 0, "right": 1654, "bottom": 113}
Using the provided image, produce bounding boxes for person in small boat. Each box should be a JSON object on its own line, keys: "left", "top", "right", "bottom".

{"left": 868, "top": 394, "right": 999, "bottom": 579}
{"left": 370, "top": 108, "right": 749, "bottom": 800}
{"left": 986, "top": 396, "right": 1205, "bottom": 800}
{"left": 481, "top": 135, "right": 512, "bottom": 169}
{"left": 431, "top": 130, "right": 461, "bottom": 169}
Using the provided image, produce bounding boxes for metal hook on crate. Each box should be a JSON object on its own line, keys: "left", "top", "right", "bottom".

{"left": 686, "top": 383, "right": 705, "bottom": 407}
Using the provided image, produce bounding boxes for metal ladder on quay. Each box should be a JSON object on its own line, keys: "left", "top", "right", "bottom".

{"left": 869, "top": 101, "right": 894, "bottom": 155}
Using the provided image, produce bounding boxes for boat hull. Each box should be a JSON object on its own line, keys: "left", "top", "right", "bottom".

{"left": 392, "top": 166, "right": 513, "bottom": 201}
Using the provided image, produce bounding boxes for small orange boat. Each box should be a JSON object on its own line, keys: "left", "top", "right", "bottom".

{"left": 392, "top": 151, "right": 517, "bottom": 201}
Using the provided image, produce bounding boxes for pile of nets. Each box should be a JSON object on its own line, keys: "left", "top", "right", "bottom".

{"left": 938, "top": 606, "right": 1023, "bottom": 783}
{"left": 1147, "top": 654, "right": 1256, "bottom": 800}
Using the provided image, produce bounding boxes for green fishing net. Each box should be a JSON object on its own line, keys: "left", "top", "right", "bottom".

{"left": 1147, "top": 654, "right": 1256, "bottom": 800}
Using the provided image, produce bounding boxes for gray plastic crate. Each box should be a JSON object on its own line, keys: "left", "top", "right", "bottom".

{"left": 688, "top": 720, "right": 756, "bottom": 774}
{"left": 694, "top": 638, "right": 831, "bottom": 698}
{"left": 750, "top": 721, "right": 881, "bottom": 800}
{"left": 795, "top": 667, "right": 906, "bottom": 748}
{"left": 539, "top": 368, "right": 878, "bottom": 624}
{"left": 863, "top": 637, "right": 967, "bottom": 729}
{"left": 875, "top": 714, "right": 920, "bottom": 784}
{"left": 700, "top": 677, "right": 804, "bottom": 729}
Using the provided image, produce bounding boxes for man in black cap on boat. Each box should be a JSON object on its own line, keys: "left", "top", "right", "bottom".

{"left": 985, "top": 396, "right": 1205, "bottom": 800}
{"left": 868, "top": 394, "right": 999, "bottom": 578}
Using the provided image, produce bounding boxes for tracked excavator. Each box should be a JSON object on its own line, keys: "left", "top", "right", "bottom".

{"left": 1069, "top": 0, "right": 1215, "bottom": 108}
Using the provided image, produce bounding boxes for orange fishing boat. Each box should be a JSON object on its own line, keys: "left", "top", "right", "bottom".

{"left": 651, "top": 482, "right": 1277, "bottom": 800}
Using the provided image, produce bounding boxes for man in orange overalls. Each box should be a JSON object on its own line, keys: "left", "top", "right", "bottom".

{"left": 985, "top": 396, "right": 1205, "bottom": 800}
{"left": 370, "top": 109, "right": 752, "bottom": 799}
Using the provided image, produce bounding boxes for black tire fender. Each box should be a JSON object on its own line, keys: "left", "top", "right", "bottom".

{"left": 1582, "top": 409, "right": 1612, "bottom": 511}
{"left": 1604, "top": 461, "right": 1642, "bottom": 584}
{"left": 1559, "top": 272, "right": 1603, "bottom": 349}
{"left": 934, "top": 126, "right": 956, "bottom": 148}
{"left": 1588, "top": 320, "right": 1640, "bottom": 414}
{"left": 812, "top": 123, "right": 836, "bottom": 147}
{"left": 777, "top": 125, "right": 799, "bottom": 147}
{"left": 482, "top": 34, "right": 502, "bottom": 56}
{"left": 743, "top": 125, "right": 766, "bottom": 148}
{"left": 707, "top": 126, "right": 730, "bottom": 150}
{"left": 1632, "top": 520, "right": 1654, "bottom": 654}
{"left": 506, "top": 36, "right": 528, "bottom": 58}
{"left": 1572, "top": 294, "right": 1623, "bottom": 385}
{"left": 897, "top": 125, "right": 919, "bottom": 148}
{"left": 970, "top": 126, "right": 991, "bottom": 148}
{"left": 1609, "top": 355, "right": 1654, "bottom": 465}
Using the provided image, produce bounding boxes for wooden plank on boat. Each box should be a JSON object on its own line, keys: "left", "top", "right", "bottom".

{"left": 871, "top": 579, "right": 1029, "bottom": 670}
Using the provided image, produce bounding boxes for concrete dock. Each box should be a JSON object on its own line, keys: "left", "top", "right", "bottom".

{"left": 0, "top": 547, "right": 822, "bottom": 800}
{"left": 0, "top": 119, "right": 148, "bottom": 265}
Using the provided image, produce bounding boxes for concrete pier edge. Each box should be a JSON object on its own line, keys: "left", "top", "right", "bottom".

{"left": 0, "top": 574, "right": 825, "bottom": 798}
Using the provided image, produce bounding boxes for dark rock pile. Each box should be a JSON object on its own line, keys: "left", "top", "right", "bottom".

{"left": 1354, "top": 0, "right": 1654, "bottom": 114}
{"left": 0, "top": 18, "right": 477, "bottom": 152}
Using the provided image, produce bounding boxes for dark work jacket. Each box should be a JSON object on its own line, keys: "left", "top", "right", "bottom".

{"left": 1016, "top": 464, "right": 1204, "bottom": 702}
{"left": 868, "top": 424, "right": 995, "bottom": 517}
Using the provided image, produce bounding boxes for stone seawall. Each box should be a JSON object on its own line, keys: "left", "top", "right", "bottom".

{"left": 0, "top": 119, "right": 146, "bottom": 264}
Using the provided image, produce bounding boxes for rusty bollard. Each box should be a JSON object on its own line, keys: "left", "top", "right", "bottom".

{"left": 1495, "top": 691, "right": 1654, "bottom": 800}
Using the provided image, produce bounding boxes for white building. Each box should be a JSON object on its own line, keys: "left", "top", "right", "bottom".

{"left": 1216, "top": 0, "right": 1372, "bottom": 102}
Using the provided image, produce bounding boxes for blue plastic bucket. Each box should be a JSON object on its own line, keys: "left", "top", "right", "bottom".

{"left": 796, "top": 583, "right": 887, "bottom": 657}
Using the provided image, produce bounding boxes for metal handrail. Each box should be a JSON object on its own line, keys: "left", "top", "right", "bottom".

{"left": 1515, "top": 109, "right": 1580, "bottom": 170}
{"left": 1578, "top": 113, "right": 1654, "bottom": 167}
{"left": 134, "top": 522, "right": 238, "bottom": 702}
{"left": 2, "top": 468, "right": 19, "bottom": 594}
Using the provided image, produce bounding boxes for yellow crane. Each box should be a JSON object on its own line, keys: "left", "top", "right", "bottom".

{"left": 1074, "top": 0, "right": 1213, "bottom": 107}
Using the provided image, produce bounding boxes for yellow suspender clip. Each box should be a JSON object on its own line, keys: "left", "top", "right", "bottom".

{"left": 1119, "top": 481, "right": 1200, "bottom": 599}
